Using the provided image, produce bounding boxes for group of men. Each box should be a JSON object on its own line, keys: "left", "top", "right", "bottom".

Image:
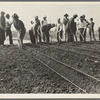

{"left": 0, "top": 11, "right": 13, "bottom": 46}
{"left": 57, "top": 13, "right": 96, "bottom": 44}
{"left": 0, "top": 11, "right": 98, "bottom": 48}
{"left": 29, "top": 15, "right": 55, "bottom": 45}
{"left": 29, "top": 13, "right": 97, "bottom": 45}
{"left": 0, "top": 11, "right": 26, "bottom": 49}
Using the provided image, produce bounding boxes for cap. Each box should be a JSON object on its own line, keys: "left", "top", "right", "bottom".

{"left": 73, "top": 14, "right": 78, "bottom": 18}
{"left": 90, "top": 18, "right": 93, "bottom": 20}
{"left": 80, "top": 16, "right": 83, "bottom": 19}
{"left": 64, "top": 13, "right": 68, "bottom": 17}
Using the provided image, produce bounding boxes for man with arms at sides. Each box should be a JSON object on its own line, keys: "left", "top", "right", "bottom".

{"left": 41, "top": 16, "right": 48, "bottom": 42}
{"left": 67, "top": 14, "right": 78, "bottom": 42}
{"left": 77, "top": 16, "right": 87, "bottom": 42}
{"left": 34, "top": 16, "right": 41, "bottom": 43}
{"left": 88, "top": 18, "right": 96, "bottom": 42}
{"left": 63, "top": 13, "right": 69, "bottom": 41}
{"left": 82, "top": 14, "right": 89, "bottom": 42}
{"left": 56, "top": 18, "right": 63, "bottom": 45}
{"left": 0, "top": 11, "right": 6, "bottom": 46}
{"left": 5, "top": 14, "right": 13, "bottom": 44}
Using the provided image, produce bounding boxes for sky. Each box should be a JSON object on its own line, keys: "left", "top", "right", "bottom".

{"left": 0, "top": 2, "right": 100, "bottom": 31}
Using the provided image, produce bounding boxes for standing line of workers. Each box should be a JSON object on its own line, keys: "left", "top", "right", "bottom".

{"left": 29, "top": 13, "right": 99, "bottom": 46}
{"left": 0, "top": 11, "right": 100, "bottom": 48}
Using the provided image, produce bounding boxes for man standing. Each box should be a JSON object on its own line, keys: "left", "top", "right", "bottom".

{"left": 0, "top": 11, "right": 6, "bottom": 46}
{"left": 63, "top": 13, "right": 69, "bottom": 41}
{"left": 82, "top": 14, "right": 89, "bottom": 42}
{"left": 88, "top": 18, "right": 96, "bottom": 41}
{"left": 34, "top": 16, "right": 41, "bottom": 43}
{"left": 29, "top": 21, "right": 36, "bottom": 44}
{"left": 67, "top": 14, "right": 78, "bottom": 42}
{"left": 41, "top": 16, "right": 48, "bottom": 42}
{"left": 56, "top": 18, "right": 63, "bottom": 45}
{"left": 77, "top": 16, "right": 87, "bottom": 42}
{"left": 5, "top": 14, "right": 13, "bottom": 44}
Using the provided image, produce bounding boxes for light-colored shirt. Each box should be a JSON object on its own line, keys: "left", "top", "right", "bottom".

{"left": 77, "top": 20, "right": 87, "bottom": 29}
{"left": 57, "top": 22, "right": 63, "bottom": 32}
{"left": 6, "top": 18, "right": 12, "bottom": 28}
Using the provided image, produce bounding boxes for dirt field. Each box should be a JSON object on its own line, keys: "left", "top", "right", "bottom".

{"left": 0, "top": 40, "right": 100, "bottom": 93}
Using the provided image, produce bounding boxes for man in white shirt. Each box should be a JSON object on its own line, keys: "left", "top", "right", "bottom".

{"left": 77, "top": 16, "right": 87, "bottom": 42}
{"left": 56, "top": 18, "right": 63, "bottom": 45}
{"left": 5, "top": 14, "right": 13, "bottom": 44}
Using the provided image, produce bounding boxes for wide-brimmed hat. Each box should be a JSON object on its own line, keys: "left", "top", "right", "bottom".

{"left": 1, "top": 11, "right": 5, "bottom": 15}
{"left": 12, "top": 13, "right": 19, "bottom": 19}
{"left": 64, "top": 13, "right": 68, "bottom": 17}
{"left": 6, "top": 14, "right": 10, "bottom": 18}
{"left": 73, "top": 14, "right": 78, "bottom": 18}
{"left": 80, "top": 16, "right": 83, "bottom": 19}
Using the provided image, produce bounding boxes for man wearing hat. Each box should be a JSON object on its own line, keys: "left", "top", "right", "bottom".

{"left": 5, "top": 14, "right": 13, "bottom": 44}
{"left": 77, "top": 16, "right": 87, "bottom": 42}
{"left": 63, "top": 13, "right": 69, "bottom": 41}
{"left": 41, "top": 16, "right": 48, "bottom": 42}
{"left": 88, "top": 18, "right": 96, "bottom": 41}
{"left": 82, "top": 14, "right": 89, "bottom": 42}
{"left": 12, "top": 13, "right": 26, "bottom": 49}
{"left": 0, "top": 11, "right": 6, "bottom": 45}
{"left": 56, "top": 18, "right": 63, "bottom": 45}
{"left": 67, "top": 14, "right": 78, "bottom": 42}
{"left": 34, "top": 16, "right": 41, "bottom": 43}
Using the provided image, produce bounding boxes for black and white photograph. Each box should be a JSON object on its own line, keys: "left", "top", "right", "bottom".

{"left": 0, "top": 1, "right": 100, "bottom": 95}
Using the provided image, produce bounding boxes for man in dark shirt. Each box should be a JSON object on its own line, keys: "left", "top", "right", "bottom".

{"left": 67, "top": 14, "right": 78, "bottom": 42}
{"left": 82, "top": 14, "right": 89, "bottom": 42}
{"left": 89, "top": 18, "right": 96, "bottom": 41}
{"left": 42, "top": 24, "right": 55, "bottom": 43}
{"left": 63, "top": 13, "right": 69, "bottom": 41}
{"left": 0, "top": 11, "right": 6, "bottom": 45}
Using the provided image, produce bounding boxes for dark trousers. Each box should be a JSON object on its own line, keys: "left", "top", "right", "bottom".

{"left": 6, "top": 27, "right": 13, "bottom": 44}
{"left": 68, "top": 31, "right": 74, "bottom": 42}
{"left": 29, "top": 30, "right": 36, "bottom": 44}
{"left": 0, "top": 28, "right": 5, "bottom": 45}
{"left": 79, "top": 28, "right": 84, "bottom": 42}
{"left": 89, "top": 28, "right": 96, "bottom": 41}
{"left": 45, "top": 31, "right": 50, "bottom": 43}
{"left": 83, "top": 28, "right": 87, "bottom": 42}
